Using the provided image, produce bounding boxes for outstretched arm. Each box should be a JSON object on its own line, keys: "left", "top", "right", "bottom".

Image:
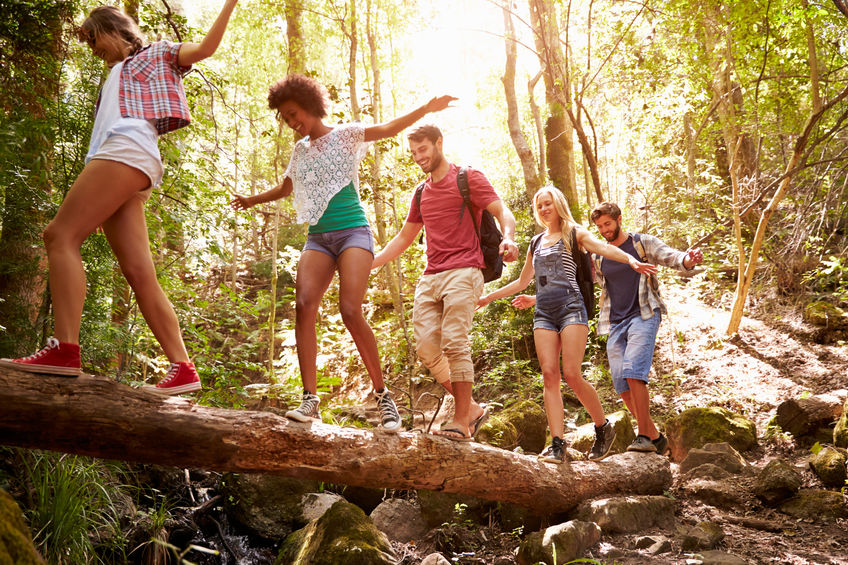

{"left": 372, "top": 221, "right": 423, "bottom": 269}
{"left": 576, "top": 227, "right": 657, "bottom": 275}
{"left": 485, "top": 199, "right": 519, "bottom": 262}
{"left": 363, "top": 96, "right": 456, "bottom": 142}
{"left": 231, "top": 177, "right": 292, "bottom": 211}
{"left": 177, "top": 0, "right": 238, "bottom": 66}
{"left": 478, "top": 247, "right": 534, "bottom": 308}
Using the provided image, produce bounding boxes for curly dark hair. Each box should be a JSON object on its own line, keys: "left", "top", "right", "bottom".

{"left": 590, "top": 202, "right": 622, "bottom": 222}
{"left": 267, "top": 74, "right": 328, "bottom": 118}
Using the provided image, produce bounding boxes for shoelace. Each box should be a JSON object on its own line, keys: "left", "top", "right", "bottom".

{"left": 376, "top": 391, "right": 398, "bottom": 421}
{"left": 298, "top": 395, "right": 319, "bottom": 414}
{"left": 159, "top": 363, "right": 180, "bottom": 385}
{"left": 21, "top": 337, "right": 60, "bottom": 361}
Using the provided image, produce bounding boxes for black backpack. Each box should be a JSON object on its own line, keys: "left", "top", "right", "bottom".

{"left": 415, "top": 166, "right": 504, "bottom": 282}
{"left": 530, "top": 227, "right": 596, "bottom": 318}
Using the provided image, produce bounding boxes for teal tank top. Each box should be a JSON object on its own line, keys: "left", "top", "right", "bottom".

{"left": 309, "top": 183, "right": 369, "bottom": 234}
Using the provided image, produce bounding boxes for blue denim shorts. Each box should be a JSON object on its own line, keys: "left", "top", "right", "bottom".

{"left": 303, "top": 225, "right": 374, "bottom": 259}
{"left": 607, "top": 309, "right": 662, "bottom": 393}
{"left": 533, "top": 299, "right": 588, "bottom": 332}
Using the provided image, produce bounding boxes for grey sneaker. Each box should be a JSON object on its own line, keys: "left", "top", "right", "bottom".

{"left": 589, "top": 420, "right": 617, "bottom": 461}
{"left": 626, "top": 434, "right": 658, "bottom": 453}
{"left": 374, "top": 388, "right": 401, "bottom": 432}
{"left": 653, "top": 433, "right": 668, "bottom": 455}
{"left": 539, "top": 437, "right": 567, "bottom": 464}
{"left": 286, "top": 391, "right": 320, "bottom": 422}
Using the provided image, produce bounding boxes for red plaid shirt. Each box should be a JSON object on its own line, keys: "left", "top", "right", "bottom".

{"left": 117, "top": 41, "right": 192, "bottom": 135}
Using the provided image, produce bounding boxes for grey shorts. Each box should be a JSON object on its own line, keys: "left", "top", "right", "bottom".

{"left": 533, "top": 299, "right": 589, "bottom": 332}
{"left": 303, "top": 224, "right": 374, "bottom": 259}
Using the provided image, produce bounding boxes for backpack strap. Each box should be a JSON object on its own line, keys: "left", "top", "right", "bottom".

{"left": 632, "top": 232, "right": 648, "bottom": 262}
{"left": 414, "top": 180, "right": 426, "bottom": 244}
{"left": 529, "top": 233, "right": 544, "bottom": 257}
{"left": 456, "top": 166, "right": 481, "bottom": 239}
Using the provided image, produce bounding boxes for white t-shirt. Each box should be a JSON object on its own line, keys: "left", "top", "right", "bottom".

{"left": 86, "top": 62, "right": 160, "bottom": 166}
{"left": 284, "top": 123, "right": 372, "bottom": 225}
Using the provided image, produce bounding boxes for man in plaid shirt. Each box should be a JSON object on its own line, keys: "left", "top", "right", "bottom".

{"left": 590, "top": 202, "right": 703, "bottom": 454}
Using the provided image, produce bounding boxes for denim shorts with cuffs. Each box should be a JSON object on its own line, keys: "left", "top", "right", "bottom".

{"left": 302, "top": 224, "right": 374, "bottom": 259}
{"left": 533, "top": 296, "right": 588, "bottom": 332}
{"left": 607, "top": 308, "right": 662, "bottom": 394}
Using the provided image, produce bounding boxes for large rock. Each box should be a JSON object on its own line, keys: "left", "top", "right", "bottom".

{"left": 680, "top": 479, "right": 747, "bottom": 509}
{"left": 275, "top": 501, "right": 396, "bottom": 565}
{"left": 775, "top": 390, "right": 847, "bottom": 439}
{"left": 516, "top": 520, "right": 601, "bottom": 565}
{"left": 677, "top": 521, "right": 725, "bottom": 551}
{"left": 221, "top": 473, "right": 324, "bottom": 539}
{"left": 778, "top": 489, "right": 847, "bottom": 521}
{"left": 575, "top": 495, "right": 676, "bottom": 534}
{"left": 809, "top": 446, "right": 848, "bottom": 488}
{"left": 0, "top": 490, "right": 44, "bottom": 565}
{"left": 835, "top": 396, "right": 848, "bottom": 448}
{"left": 753, "top": 459, "right": 803, "bottom": 506}
{"left": 679, "top": 443, "right": 749, "bottom": 475}
{"left": 566, "top": 410, "right": 635, "bottom": 457}
{"left": 478, "top": 399, "right": 547, "bottom": 453}
{"left": 665, "top": 407, "right": 757, "bottom": 462}
{"left": 370, "top": 498, "right": 428, "bottom": 543}
{"left": 804, "top": 300, "right": 848, "bottom": 328}
{"left": 699, "top": 550, "right": 748, "bottom": 565}
{"left": 416, "top": 489, "right": 489, "bottom": 528}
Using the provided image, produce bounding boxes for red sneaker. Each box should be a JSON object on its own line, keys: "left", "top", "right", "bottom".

{"left": 143, "top": 362, "right": 201, "bottom": 395}
{"left": 0, "top": 337, "right": 81, "bottom": 376}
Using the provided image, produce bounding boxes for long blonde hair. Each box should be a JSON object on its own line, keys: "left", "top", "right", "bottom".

{"left": 532, "top": 186, "right": 579, "bottom": 252}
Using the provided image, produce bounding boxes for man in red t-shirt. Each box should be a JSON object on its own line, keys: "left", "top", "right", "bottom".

{"left": 373, "top": 125, "right": 519, "bottom": 441}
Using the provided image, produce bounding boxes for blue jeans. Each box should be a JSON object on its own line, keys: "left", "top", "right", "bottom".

{"left": 303, "top": 225, "right": 374, "bottom": 259}
{"left": 607, "top": 309, "right": 661, "bottom": 394}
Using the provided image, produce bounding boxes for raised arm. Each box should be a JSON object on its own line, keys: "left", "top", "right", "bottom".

{"left": 485, "top": 199, "right": 519, "bottom": 262}
{"left": 231, "top": 177, "right": 292, "bottom": 211}
{"left": 478, "top": 247, "right": 534, "bottom": 308}
{"left": 576, "top": 227, "right": 657, "bottom": 275}
{"left": 363, "top": 96, "right": 456, "bottom": 142}
{"left": 372, "top": 221, "right": 423, "bottom": 269}
{"left": 177, "top": 0, "right": 238, "bottom": 66}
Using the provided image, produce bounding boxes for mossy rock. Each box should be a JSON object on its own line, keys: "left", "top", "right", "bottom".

{"left": 516, "top": 520, "right": 601, "bottom": 565}
{"left": 665, "top": 407, "right": 757, "bottom": 462}
{"left": 778, "top": 489, "right": 847, "bottom": 522}
{"left": 809, "top": 446, "right": 847, "bottom": 488}
{"left": 275, "top": 501, "right": 396, "bottom": 565}
{"left": 0, "top": 489, "right": 45, "bottom": 564}
{"left": 478, "top": 399, "right": 547, "bottom": 453}
{"left": 834, "top": 397, "right": 848, "bottom": 449}
{"left": 567, "top": 410, "right": 635, "bottom": 455}
{"left": 804, "top": 301, "right": 848, "bottom": 328}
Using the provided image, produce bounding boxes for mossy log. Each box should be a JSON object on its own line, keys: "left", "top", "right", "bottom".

{"left": 0, "top": 368, "right": 671, "bottom": 514}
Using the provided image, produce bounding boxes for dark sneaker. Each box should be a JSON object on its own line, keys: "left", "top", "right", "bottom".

{"left": 374, "top": 388, "right": 401, "bottom": 432}
{"left": 652, "top": 433, "right": 669, "bottom": 455}
{"left": 539, "top": 436, "right": 567, "bottom": 464}
{"left": 0, "top": 337, "right": 81, "bottom": 376}
{"left": 626, "top": 434, "right": 658, "bottom": 453}
{"left": 286, "top": 391, "right": 321, "bottom": 422}
{"left": 143, "top": 362, "right": 201, "bottom": 395}
{"left": 589, "top": 420, "right": 617, "bottom": 461}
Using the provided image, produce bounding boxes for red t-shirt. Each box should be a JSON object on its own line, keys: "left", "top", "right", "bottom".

{"left": 406, "top": 164, "right": 500, "bottom": 275}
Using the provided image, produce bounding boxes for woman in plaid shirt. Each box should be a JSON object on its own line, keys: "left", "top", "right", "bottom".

{"left": 0, "top": 1, "right": 238, "bottom": 394}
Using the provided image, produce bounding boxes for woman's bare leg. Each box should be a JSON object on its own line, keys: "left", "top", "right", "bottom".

{"left": 294, "top": 250, "right": 336, "bottom": 393}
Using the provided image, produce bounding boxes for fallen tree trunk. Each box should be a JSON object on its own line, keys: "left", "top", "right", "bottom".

{"left": 0, "top": 368, "right": 670, "bottom": 514}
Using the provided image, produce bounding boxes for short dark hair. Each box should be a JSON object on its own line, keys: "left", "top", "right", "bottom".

{"left": 267, "top": 74, "right": 328, "bottom": 118}
{"left": 590, "top": 202, "right": 622, "bottom": 222}
{"left": 78, "top": 5, "right": 144, "bottom": 56}
{"left": 407, "top": 124, "right": 442, "bottom": 144}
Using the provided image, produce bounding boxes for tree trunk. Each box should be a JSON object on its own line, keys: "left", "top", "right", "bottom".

{"left": 528, "top": 0, "right": 579, "bottom": 208}
{"left": 0, "top": 368, "right": 672, "bottom": 514}
{"left": 775, "top": 390, "right": 847, "bottom": 438}
{"left": 285, "top": 0, "right": 306, "bottom": 73}
{"left": 502, "top": 1, "right": 541, "bottom": 202}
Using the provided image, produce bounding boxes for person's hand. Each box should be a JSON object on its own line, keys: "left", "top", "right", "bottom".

{"left": 476, "top": 295, "right": 493, "bottom": 310}
{"left": 629, "top": 258, "right": 658, "bottom": 275}
{"left": 425, "top": 95, "right": 458, "bottom": 113}
{"left": 500, "top": 238, "right": 519, "bottom": 262}
{"left": 511, "top": 294, "right": 536, "bottom": 310}
{"left": 684, "top": 248, "right": 704, "bottom": 268}
{"left": 230, "top": 194, "right": 252, "bottom": 211}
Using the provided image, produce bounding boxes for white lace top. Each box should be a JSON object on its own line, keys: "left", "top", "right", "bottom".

{"left": 285, "top": 123, "right": 372, "bottom": 225}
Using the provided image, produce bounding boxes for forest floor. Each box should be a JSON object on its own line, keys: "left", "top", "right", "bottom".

{"left": 385, "top": 275, "right": 848, "bottom": 564}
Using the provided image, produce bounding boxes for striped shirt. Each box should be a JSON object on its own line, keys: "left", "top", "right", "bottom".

{"left": 592, "top": 233, "right": 700, "bottom": 335}
{"left": 115, "top": 41, "right": 192, "bottom": 135}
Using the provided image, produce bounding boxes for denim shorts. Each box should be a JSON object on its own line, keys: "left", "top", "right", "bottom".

{"left": 303, "top": 225, "right": 374, "bottom": 259}
{"left": 533, "top": 299, "right": 588, "bottom": 332}
{"left": 607, "top": 309, "right": 662, "bottom": 393}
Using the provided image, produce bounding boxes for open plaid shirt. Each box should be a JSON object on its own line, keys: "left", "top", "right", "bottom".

{"left": 116, "top": 41, "right": 192, "bottom": 135}
{"left": 592, "top": 232, "right": 699, "bottom": 335}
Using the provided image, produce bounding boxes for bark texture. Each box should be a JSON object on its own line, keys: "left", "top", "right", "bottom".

{"left": 0, "top": 369, "right": 671, "bottom": 514}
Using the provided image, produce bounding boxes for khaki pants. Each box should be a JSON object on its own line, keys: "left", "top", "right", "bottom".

{"left": 413, "top": 267, "right": 484, "bottom": 384}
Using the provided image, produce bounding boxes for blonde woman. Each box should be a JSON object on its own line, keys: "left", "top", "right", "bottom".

{"left": 478, "top": 187, "right": 656, "bottom": 463}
